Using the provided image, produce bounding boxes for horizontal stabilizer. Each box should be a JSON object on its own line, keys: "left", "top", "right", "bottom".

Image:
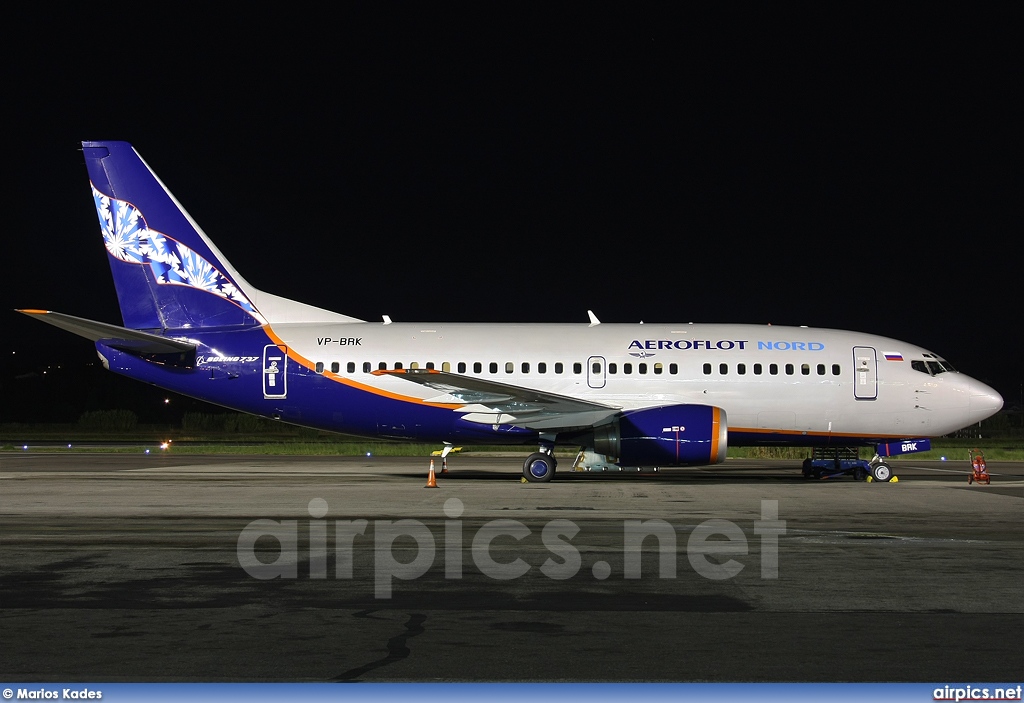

{"left": 16, "top": 310, "right": 196, "bottom": 354}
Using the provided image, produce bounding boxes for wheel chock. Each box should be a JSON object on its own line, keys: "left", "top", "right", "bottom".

{"left": 891, "top": 476, "right": 899, "bottom": 483}
{"left": 521, "top": 477, "right": 528, "bottom": 484}
{"left": 866, "top": 476, "right": 873, "bottom": 483}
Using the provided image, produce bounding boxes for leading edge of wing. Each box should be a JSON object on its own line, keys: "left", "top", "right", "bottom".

{"left": 373, "top": 368, "right": 620, "bottom": 430}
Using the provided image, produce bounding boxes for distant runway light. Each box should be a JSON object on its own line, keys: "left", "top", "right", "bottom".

{"left": 366, "top": 452, "right": 372, "bottom": 457}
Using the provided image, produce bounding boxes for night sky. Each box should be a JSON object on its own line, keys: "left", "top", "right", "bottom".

{"left": 4, "top": 7, "right": 1021, "bottom": 418}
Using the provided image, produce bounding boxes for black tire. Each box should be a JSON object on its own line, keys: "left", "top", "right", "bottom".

{"left": 871, "top": 463, "right": 892, "bottom": 482}
{"left": 853, "top": 467, "right": 867, "bottom": 482}
{"left": 523, "top": 452, "right": 556, "bottom": 482}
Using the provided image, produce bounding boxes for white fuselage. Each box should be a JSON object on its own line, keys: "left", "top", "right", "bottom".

{"left": 270, "top": 321, "right": 1001, "bottom": 442}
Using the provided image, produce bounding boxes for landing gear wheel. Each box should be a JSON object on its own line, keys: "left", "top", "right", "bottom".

{"left": 523, "top": 452, "right": 556, "bottom": 483}
{"left": 871, "top": 463, "right": 892, "bottom": 482}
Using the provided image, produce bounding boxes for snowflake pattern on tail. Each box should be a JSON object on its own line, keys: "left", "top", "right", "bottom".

{"left": 93, "top": 184, "right": 267, "bottom": 324}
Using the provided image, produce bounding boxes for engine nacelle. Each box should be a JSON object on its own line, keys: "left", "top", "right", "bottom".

{"left": 592, "top": 404, "right": 728, "bottom": 467}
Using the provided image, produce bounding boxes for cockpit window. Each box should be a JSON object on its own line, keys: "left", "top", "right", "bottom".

{"left": 911, "top": 358, "right": 957, "bottom": 376}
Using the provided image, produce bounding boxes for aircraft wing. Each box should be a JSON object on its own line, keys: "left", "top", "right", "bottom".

{"left": 373, "top": 368, "right": 620, "bottom": 430}
{"left": 16, "top": 310, "right": 196, "bottom": 354}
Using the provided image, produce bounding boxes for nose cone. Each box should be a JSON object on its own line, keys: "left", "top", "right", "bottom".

{"left": 969, "top": 379, "right": 1004, "bottom": 422}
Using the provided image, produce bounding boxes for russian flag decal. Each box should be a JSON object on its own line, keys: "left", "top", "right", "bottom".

{"left": 883, "top": 352, "right": 904, "bottom": 361}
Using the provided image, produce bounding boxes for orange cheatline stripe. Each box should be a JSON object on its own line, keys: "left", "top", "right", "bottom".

{"left": 261, "top": 324, "right": 460, "bottom": 408}
{"left": 737, "top": 426, "right": 831, "bottom": 438}
{"left": 734, "top": 426, "right": 917, "bottom": 441}
{"left": 16, "top": 309, "right": 50, "bottom": 314}
{"left": 710, "top": 407, "right": 721, "bottom": 462}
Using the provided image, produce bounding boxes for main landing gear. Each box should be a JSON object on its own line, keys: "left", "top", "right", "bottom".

{"left": 523, "top": 449, "right": 557, "bottom": 482}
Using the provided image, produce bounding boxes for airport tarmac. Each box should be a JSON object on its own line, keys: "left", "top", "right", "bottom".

{"left": 1, "top": 452, "right": 1021, "bottom": 682}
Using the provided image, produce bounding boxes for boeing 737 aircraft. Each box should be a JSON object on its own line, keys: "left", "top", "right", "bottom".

{"left": 19, "top": 141, "right": 1005, "bottom": 482}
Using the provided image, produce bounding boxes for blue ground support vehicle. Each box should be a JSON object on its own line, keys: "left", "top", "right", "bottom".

{"left": 802, "top": 447, "right": 878, "bottom": 481}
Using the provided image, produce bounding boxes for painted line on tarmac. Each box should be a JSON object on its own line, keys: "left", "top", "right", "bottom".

{"left": 904, "top": 465, "right": 1004, "bottom": 477}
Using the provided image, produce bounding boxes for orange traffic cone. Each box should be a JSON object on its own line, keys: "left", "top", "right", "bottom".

{"left": 441, "top": 456, "right": 448, "bottom": 474}
{"left": 425, "top": 459, "right": 438, "bottom": 488}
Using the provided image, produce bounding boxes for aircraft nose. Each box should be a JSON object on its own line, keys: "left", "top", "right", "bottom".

{"left": 968, "top": 379, "right": 1004, "bottom": 422}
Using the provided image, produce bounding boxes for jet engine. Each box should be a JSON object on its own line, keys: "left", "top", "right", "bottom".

{"left": 592, "top": 404, "right": 727, "bottom": 467}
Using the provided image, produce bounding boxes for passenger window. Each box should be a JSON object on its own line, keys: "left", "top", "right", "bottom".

{"left": 624, "top": 363, "right": 633, "bottom": 375}
{"left": 522, "top": 362, "right": 530, "bottom": 373}
{"left": 457, "top": 362, "right": 465, "bottom": 373}
{"left": 489, "top": 362, "right": 498, "bottom": 374}
{"left": 346, "top": 362, "right": 355, "bottom": 373}
{"left": 378, "top": 362, "right": 387, "bottom": 371}
{"left": 832, "top": 364, "right": 841, "bottom": 375}
{"left": 785, "top": 363, "right": 794, "bottom": 375}
{"left": 592, "top": 361, "right": 601, "bottom": 374}
{"left": 395, "top": 362, "right": 403, "bottom": 370}
{"left": 363, "top": 362, "right": 371, "bottom": 373}
{"left": 505, "top": 362, "right": 514, "bottom": 373}
{"left": 538, "top": 362, "right": 547, "bottom": 374}
{"left": 737, "top": 363, "right": 746, "bottom": 375}
{"left": 573, "top": 362, "right": 582, "bottom": 374}
{"left": 639, "top": 363, "right": 647, "bottom": 374}
{"left": 801, "top": 364, "right": 810, "bottom": 375}
{"left": 315, "top": 362, "right": 324, "bottom": 374}
{"left": 410, "top": 362, "right": 419, "bottom": 369}
{"left": 754, "top": 363, "right": 762, "bottom": 375}
{"left": 555, "top": 362, "right": 563, "bottom": 374}
{"left": 817, "top": 364, "right": 825, "bottom": 375}
{"left": 473, "top": 362, "right": 482, "bottom": 373}
{"left": 669, "top": 363, "right": 678, "bottom": 374}
{"left": 609, "top": 363, "right": 618, "bottom": 374}
{"left": 331, "top": 361, "right": 340, "bottom": 374}
{"left": 719, "top": 363, "right": 728, "bottom": 375}
{"left": 769, "top": 364, "right": 778, "bottom": 375}
{"left": 703, "top": 363, "right": 712, "bottom": 375}
{"left": 654, "top": 363, "right": 663, "bottom": 375}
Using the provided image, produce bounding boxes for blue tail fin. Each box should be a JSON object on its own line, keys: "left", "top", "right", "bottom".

{"left": 83, "top": 141, "right": 266, "bottom": 330}
{"left": 83, "top": 141, "right": 363, "bottom": 330}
